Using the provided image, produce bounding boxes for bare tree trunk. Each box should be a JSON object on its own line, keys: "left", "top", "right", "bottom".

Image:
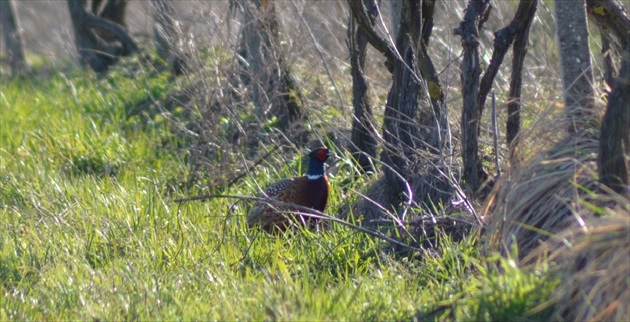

{"left": 87, "top": 0, "right": 129, "bottom": 47}
{"left": 599, "top": 52, "right": 629, "bottom": 196}
{"left": 554, "top": 0, "right": 595, "bottom": 134}
{"left": 95, "top": 0, "right": 127, "bottom": 27}
{"left": 349, "top": 0, "right": 453, "bottom": 209}
{"left": 586, "top": 0, "right": 630, "bottom": 53}
{"left": 600, "top": 32, "right": 618, "bottom": 86}
{"left": 455, "top": 0, "right": 538, "bottom": 190}
{"left": 348, "top": 0, "right": 378, "bottom": 173}
{"left": 67, "top": 0, "right": 137, "bottom": 72}
{"left": 0, "top": 0, "right": 26, "bottom": 75}
{"left": 239, "top": 0, "right": 303, "bottom": 132}
{"left": 589, "top": 2, "right": 630, "bottom": 187}
{"left": 507, "top": 0, "right": 537, "bottom": 156}
{"left": 418, "top": 0, "right": 450, "bottom": 155}
{"left": 380, "top": 0, "right": 426, "bottom": 196}
{"left": 586, "top": 0, "right": 630, "bottom": 85}
{"left": 456, "top": 0, "right": 491, "bottom": 194}
{"left": 151, "top": 0, "right": 186, "bottom": 75}
{"left": 390, "top": 0, "right": 401, "bottom": 37}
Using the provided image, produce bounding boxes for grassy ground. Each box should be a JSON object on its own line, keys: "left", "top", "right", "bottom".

{"left": 0, "top": 66, "right": 560, "bottom": 320}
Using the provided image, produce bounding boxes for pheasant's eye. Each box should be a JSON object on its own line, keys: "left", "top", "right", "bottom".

{"left": 317, "top": 148, "right": 328, "bottom": 161}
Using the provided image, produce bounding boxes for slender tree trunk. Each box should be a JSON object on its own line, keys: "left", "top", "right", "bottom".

{"left": 349, "top": 0, "right": 453, "bottom": 208}
{"left": 600, "top": 32, "right": 618, "bottom": 86}
{"left": 239, "top": 0, "right": 303, "bottom": 132}
{"left": 91, "top": 0, "right": 128, "bottom": 41}
{"left": 586, "top": 0, "right": 630, "bottom": 53}
{"left": 348, "top": 0, "right": 378, "bottom": 173}
{"left": 456, "top": 0, "right": 491, "bottom": 193}
{"left": 1, "top": 0, "right": 26, "bottom": 75}
{"left": 599, "top": 52, "right": 629, "bottom": 195}
{"left": 586, "top": 0, "right": 630, "bottom": 86}
{"left": 418, "top": 0, "right": 450, "bottom": 155}
{"left": 587, "top": 1, "right": 630, "bottom": 188}
{"left": 554, "top": 0, "right": 595, "bottom": 134}
{"left": 507, "top": 0, "right": 537, "bottom": 157}
{"left": 456, "top": 0, "right": 536, "bottom": 186}
{"left": 67, "top": 0, "right": 137, "bottom": 72}
{"left": 380, "top": 0, "right": 425, "bottom": 196}
{"left": 390, "top": 0, "right": 401, "bottom": 37}
{"left": 97, "top": 0, "right": 127, "bottom": 26}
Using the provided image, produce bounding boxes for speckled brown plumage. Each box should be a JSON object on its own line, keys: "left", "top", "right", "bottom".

{"left": 247, "top": 148, "right": 330, "bottom": 232}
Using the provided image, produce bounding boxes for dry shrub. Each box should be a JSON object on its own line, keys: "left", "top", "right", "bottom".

{"left": 347, "top": 172, "right": 474, "bottom": 252}
{"left": 531, "top": 211, "right": 629, "bottom": 321}
{"left": 344, "top": 150, "right": 474, "bottom": 250}
{"left": 349, "top": 155, "right": 458, "bottom": 222}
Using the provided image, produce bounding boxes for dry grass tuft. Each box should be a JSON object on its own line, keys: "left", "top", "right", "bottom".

{"left": 482, "top": 121, "right": 603, "bottom": 258}
{"left": 532, "top": 211, "right": 629, "bottom": 321}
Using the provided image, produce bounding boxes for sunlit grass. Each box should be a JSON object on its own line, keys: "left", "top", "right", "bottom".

{"left": 0, "top": 67, "right": 560, "bottom": 320}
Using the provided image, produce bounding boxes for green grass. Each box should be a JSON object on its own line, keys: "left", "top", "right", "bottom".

{"left": 0, "top": 66, "right": 558, "bottom": 320}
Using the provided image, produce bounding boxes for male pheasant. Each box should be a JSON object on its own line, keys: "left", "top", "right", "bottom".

{"left": 247, "top": 147, "right": 330, "bottom": 232}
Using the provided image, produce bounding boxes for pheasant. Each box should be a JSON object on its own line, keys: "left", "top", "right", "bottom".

{"left": 247, "top": 147, "right": 330, "bottom": 232}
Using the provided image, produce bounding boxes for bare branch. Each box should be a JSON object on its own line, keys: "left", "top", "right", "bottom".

{"left": 479, "top": 0, "right": 537, "bottom": 122}
{"left": 507, "top": 0, "right": 537, "bottom": 152}
{"left": 457, "top": 0, "right": 491, "bottom": 193}
{"left": 174, "top": 194, "right": 430, "bottom": 253}
{"left": 599, "top": 51, "right": 630, "bottom": 195}
{"left": 347, "top": 0, "right": 396, "bottom": 63}
{"left": 68, "top": 0, "right": 137, "bottom": 55}
{"left": 586, "top": 0, "right": 630, "bottom": 51}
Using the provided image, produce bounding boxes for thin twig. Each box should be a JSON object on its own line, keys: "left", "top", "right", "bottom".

{"left": 289, "top": 0, "right": 345, "bottom": 110}
{"left": 225, "top": 145, "right": 280, "bottom": 189}
{"left": 492, "top": 91, "right": 501, "bottom": 178}
{"left": 174, "top": 194, "right": 428, "bottom": 253}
